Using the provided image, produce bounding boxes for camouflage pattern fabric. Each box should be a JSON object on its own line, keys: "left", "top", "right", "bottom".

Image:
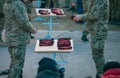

{"left": 25, "top": 2, "right": 33, "bottom": 14}
{"left": 8, "top": 45, "right": 26, "bottom": 78}
{"left": 109, "top": 0, "right": 120, "bottom": 21}
{"left": 82, "top": 0, "right": 90, "bottom": 12}
{"left": 81, "top": 0, "right": 90, "bottom": 36}
{"left": 80, "top": 0, "right": 109, "bottom": 75}
{"left": 64, "top": 0, "right": 70, "bottom": 7}
{"left": 3, "top": 0, "right": 35, "bottom": 46}
{"left": 0, "top": 0, "right": 5, "bottom": 42}
{"left": 3, "top": 0, "right": 36, "bottom": 78}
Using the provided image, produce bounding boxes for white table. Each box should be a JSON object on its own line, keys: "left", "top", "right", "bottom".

{"left": 35, "top": 39, "right": 73, "bottom": 52}
{"left": 35, "top": 39, "right": 73, "bottom": 64}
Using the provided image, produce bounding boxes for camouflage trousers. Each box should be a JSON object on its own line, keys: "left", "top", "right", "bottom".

{"left": 82, "top": 24, "right": 89, "bottom": 36}
{"left": 8, "top": 45, "right": 26, "bottom": 78}
{"left": 82, "top": 30, "right": 89, "bottom": 36}
{"left": 91, "top": 37, "right": 106, "bottom": 75}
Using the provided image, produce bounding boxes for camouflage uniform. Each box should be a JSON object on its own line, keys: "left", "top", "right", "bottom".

{"left": 46, "top": 0, "right": 60, "bottom": 8}
{"left": 0, "top": 0, "right": 6, "bottom": 46}
{"left": 80, "top": 0, "right": 109, "bottom": 75}
{"left": 3, "top": 0, "right": 36, "bottom": 78}
{"left": 64, "top": 0, "right": 70, "bottom": 7}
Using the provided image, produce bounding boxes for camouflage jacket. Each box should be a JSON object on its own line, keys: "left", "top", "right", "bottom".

{"left": 82, "top": 0, "right": 90, "bottom": 13}
{"left": 81, "top": 0, "right": 109, "bottom": 39}
{"left": 3, "top": 0, "right": 36, "bottom": 46}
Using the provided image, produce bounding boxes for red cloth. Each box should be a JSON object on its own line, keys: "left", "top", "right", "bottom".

{"left": 101, "top": 68, "right": 120, "bottom": 78}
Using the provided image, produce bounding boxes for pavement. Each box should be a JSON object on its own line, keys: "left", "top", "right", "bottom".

{"left": 0, "top": 30, "right": 120, "bottom": 78}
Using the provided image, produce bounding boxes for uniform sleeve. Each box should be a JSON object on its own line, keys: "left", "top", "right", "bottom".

{"left": 81, "top": 12, "right": 97, "bottom": 22}
{"left": 13, "top": 2, "right": 35, "bottom": 33}
{"left": 81, "top": 0, "right": 108, "bottom": 22}
{"left": 80, "top": 0, "right": 98, "bottom": 21}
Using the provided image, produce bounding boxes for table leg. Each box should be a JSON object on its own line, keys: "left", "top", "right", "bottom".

{"left": 49, "top": 16, "right": 53, "bottom": 38}
{"left": 32, "top": 16, "right": 46, "bottom": 21}
{"left": 42, "top": 17, "right": 59, "bottom": 39}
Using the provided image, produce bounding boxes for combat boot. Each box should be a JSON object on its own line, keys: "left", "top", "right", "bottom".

{"left": 81, "top": 34, "right": 88, "bottom": 41}
{"left": 0, "top": 71, "right": 2, "bottom": 75}
{"left": 30, "top": 34, "right": 35, "bottom": 39}
{"left": 0, "top": 69, "right": 9, "bottom": 75}
{"left": 0, "top": 43, "right": 7, "bottom": 46}
{"left": 96, "top": 74, "right": 101, "bottom": 78}
{"left": 19, "top": 70, "right": 23, "bottom": 78}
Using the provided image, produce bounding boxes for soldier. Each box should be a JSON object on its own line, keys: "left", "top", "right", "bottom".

{"left": 63, "top": 0, "right": 70, "bottom": 8}
{"left": 3, "top": 0, "right": 37, "bottom": 78}
{"left": 73, "top": 0, "right": 109, "bottom": 78}
{"left": 0, "top": 0, "right": 6, "bottom": 46}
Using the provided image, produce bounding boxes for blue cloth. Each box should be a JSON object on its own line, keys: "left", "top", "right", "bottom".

{"left": 77, "top": 0, "right": 83, "bottom": 14}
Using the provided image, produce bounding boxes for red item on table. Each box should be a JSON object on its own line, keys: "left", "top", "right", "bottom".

{"left": 39, "top": 10, "right": 50, "bottom": 15}
{"left": 51, "top": 8, "right": 64, "bottom": 15}
{"left": 57, "top": 38, "right": 72, "bottom": 50}
{"left": 39, "top": 39, "right": 54, "bottom": 46}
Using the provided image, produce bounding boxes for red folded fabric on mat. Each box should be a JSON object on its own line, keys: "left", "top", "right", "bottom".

{"left": 57, "top": 38, "right": 72, "bottom": 50}
{"left": 51, "top": 8, "right": 64, "bottom": 15}
{"left": 39, "top": 10, "right": 50, "bottom": 15}
{"left": 39, "top": 39, "right": 54, "bottom": 46}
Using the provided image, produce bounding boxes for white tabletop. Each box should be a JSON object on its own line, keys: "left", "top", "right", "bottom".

{"left": 35, "top": 39, "right": 73, "bottom": 53}
{"left": 36, "top": 8, "right": 66, "bottom": 17}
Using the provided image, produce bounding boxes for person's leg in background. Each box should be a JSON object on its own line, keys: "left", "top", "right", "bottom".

{"left": 67, "top": 0, "right": 76, "bottom": 11}
{"left": 63, "top": 0, "right": 70, "bottom": 8}
{"left": 40, "top": 0, "right": 46, "bottom": 8}
{"left": 49, "top": 0, "right": 54, "bottom": 8}
{"left": 81, "top": 29, "right": 89, "bottom": 41}
{"left": 53, "top": 0, "right": 60, "bottom": 8}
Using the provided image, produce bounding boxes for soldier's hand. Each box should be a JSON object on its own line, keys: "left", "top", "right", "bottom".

{"left": 73, "top": 15, "right": 82, "bottom": 22}
{"left": 28, "top": 14, "right": 32, "bottom": 20}
{"left": 71, "top": 2, "right": 76, "bottom": 7}
{"left": 32, "top": 28, "right": 37, "bottom": 34}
